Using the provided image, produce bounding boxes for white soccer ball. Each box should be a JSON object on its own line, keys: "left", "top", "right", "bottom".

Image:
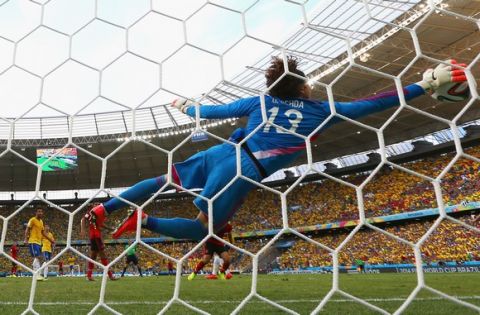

{"left": 431, "top": 81, "right": 470, "bottom": 103}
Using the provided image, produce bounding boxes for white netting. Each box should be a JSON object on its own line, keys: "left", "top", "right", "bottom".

{"left": 0, "top": 0, "right": 479, "bottom": 314}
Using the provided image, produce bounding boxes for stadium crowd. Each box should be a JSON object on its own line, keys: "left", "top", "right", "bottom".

{"left": 278, "top": 214, "right": 479, "bottom": 269}
{"left": 0, "top": 146, "right": 479, "bottom": 273}
{"left": 1, "top": 213, "right": 478, "bottom": 274}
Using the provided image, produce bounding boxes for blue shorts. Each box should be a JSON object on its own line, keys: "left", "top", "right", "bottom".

{"left": 29, "top": 243, "right": 42, "bottom": 257}
{"left": 173, "top": 143, "right": 262, "bottom": 229}
{"left": 43, "top": 251, "right": 52, "bottom": 261}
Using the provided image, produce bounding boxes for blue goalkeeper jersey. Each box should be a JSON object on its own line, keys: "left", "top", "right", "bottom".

{"left": 185, "top": 84, "right": 425, "bottom": 176}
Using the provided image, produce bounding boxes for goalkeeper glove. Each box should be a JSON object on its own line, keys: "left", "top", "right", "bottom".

{"left": 171, "top": 98, "right": 193, "bottom": 114}
{"left": 417, "top": 59, "right": 467, "bottom": 93}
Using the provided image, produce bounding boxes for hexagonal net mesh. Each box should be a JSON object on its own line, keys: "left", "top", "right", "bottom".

{"left": 0, "top": 0, "right": 479, "bottom": 314}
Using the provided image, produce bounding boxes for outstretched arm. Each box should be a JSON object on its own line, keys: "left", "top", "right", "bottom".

{"left": 331, "top": 59, "right": 467, "bottom": 122}
{"left": 172, "top": 96, "right": 259, "bottom": 119}
{"left": 333, "top": 83, "right": 425, "bottom": 120}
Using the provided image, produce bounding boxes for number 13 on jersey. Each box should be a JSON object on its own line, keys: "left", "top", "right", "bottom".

{"left": 263, "top": 107, "right": 303, "bottom": 133}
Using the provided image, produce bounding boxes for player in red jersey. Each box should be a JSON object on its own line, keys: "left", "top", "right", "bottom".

{"left": 10, "top": 243, "right": 18, "bottom": 277}
{"left": 188, "top": 223, "right": 234, "bottom": 280}
{"left": 80, "top": 205, "right": 117, "bottom": 281}
{"left": 58, "top": 260, "right": 64, "bottom": 276}
{"left": 167, "top": 260, "right": 174, "bottom": 276}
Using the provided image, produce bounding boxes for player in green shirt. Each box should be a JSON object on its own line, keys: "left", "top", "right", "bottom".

{"left": 121, "top": 243, "right": 143, "bottom": 277}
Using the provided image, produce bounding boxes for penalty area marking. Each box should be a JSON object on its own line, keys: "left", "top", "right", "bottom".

{"left": 0, "top": 296, "right": 479, "bottom": 305}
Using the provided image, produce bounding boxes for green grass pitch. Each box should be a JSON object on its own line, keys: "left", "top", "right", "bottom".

{"left": 1, "top": 273, "right": 479, "bottom": 314}
{"left": 37, "top": 157, "right": 76, "bottom": 171}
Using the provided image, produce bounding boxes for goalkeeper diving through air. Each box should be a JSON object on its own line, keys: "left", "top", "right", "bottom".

{"left": 87, "top": 56, "right": 467, "bottom": 240}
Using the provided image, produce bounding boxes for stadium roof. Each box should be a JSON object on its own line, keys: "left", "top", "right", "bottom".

{"left": 0, "top": 1, "right": 477, "bottom": 140}
{"left": 0, "top": 0, "right": 442, "bottom": 139}
{"left": 0, "top": 0, "right": 479, "bottom": 192}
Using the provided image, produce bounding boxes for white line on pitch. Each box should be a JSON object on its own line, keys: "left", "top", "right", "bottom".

{"left": 0, "top": 296, "right": 479, "bottom": 306}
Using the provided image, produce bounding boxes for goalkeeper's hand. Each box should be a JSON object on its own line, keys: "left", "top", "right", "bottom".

{"left": 171, "top": 98, "right": 193, "bottom": 114}
{"left": 417, "top": 59, "right": 467, "bottom": 92}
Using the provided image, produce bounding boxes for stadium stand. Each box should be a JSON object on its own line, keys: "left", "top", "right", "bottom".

{"left": 1, "top": 146, "right": 479, "bottom": 275}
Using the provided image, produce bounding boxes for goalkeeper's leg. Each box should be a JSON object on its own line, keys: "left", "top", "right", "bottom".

{"left": 111, "top": 152, "right": 256, "bottom": 241}
{"left": 112, "top": 210, "right": 208, "bottom": 240}
{"left": 96, "top": 149, "right": 213, "bottom": 220}
{"left": 112, "top": 185, "right": 248, "bottom": 241}
{"left": 89, "top": 175, "right": 169, "bottom": 226}
{"left": 103, "top": 175, "right": 167, "bottom": 213}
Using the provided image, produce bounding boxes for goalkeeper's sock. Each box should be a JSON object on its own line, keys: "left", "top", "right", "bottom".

{"left": 194, "top": 261, "right": 206, "bottom": 273}
{"left": 144, "top": 217, "right": 207, "bottom": 240}
{"left": 103, "top": 175, "right": 166, "bottom": 214}
{"left": 138, "top": 266, "right": 143, "bottom": 277}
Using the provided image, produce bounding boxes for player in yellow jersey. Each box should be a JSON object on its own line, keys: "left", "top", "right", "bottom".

{"left": 24, "top": 208, "right": 55, "bottom": 281}
{"left": 146, "top": 261, "right": 153, "bottom": 276}
{"left": 41, "top": 225, "right": 55, "bottom": 279}
{"left": 68, "top": 256, "right": 77, "bottom": 276}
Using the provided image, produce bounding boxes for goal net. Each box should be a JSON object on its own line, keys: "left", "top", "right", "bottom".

{"left": 0, "top": 0, "right": 479, "bottom": 314}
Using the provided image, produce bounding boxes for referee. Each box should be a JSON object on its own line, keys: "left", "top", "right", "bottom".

{"left": 121, "top": 243, "right": 143, "bottom": 277}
